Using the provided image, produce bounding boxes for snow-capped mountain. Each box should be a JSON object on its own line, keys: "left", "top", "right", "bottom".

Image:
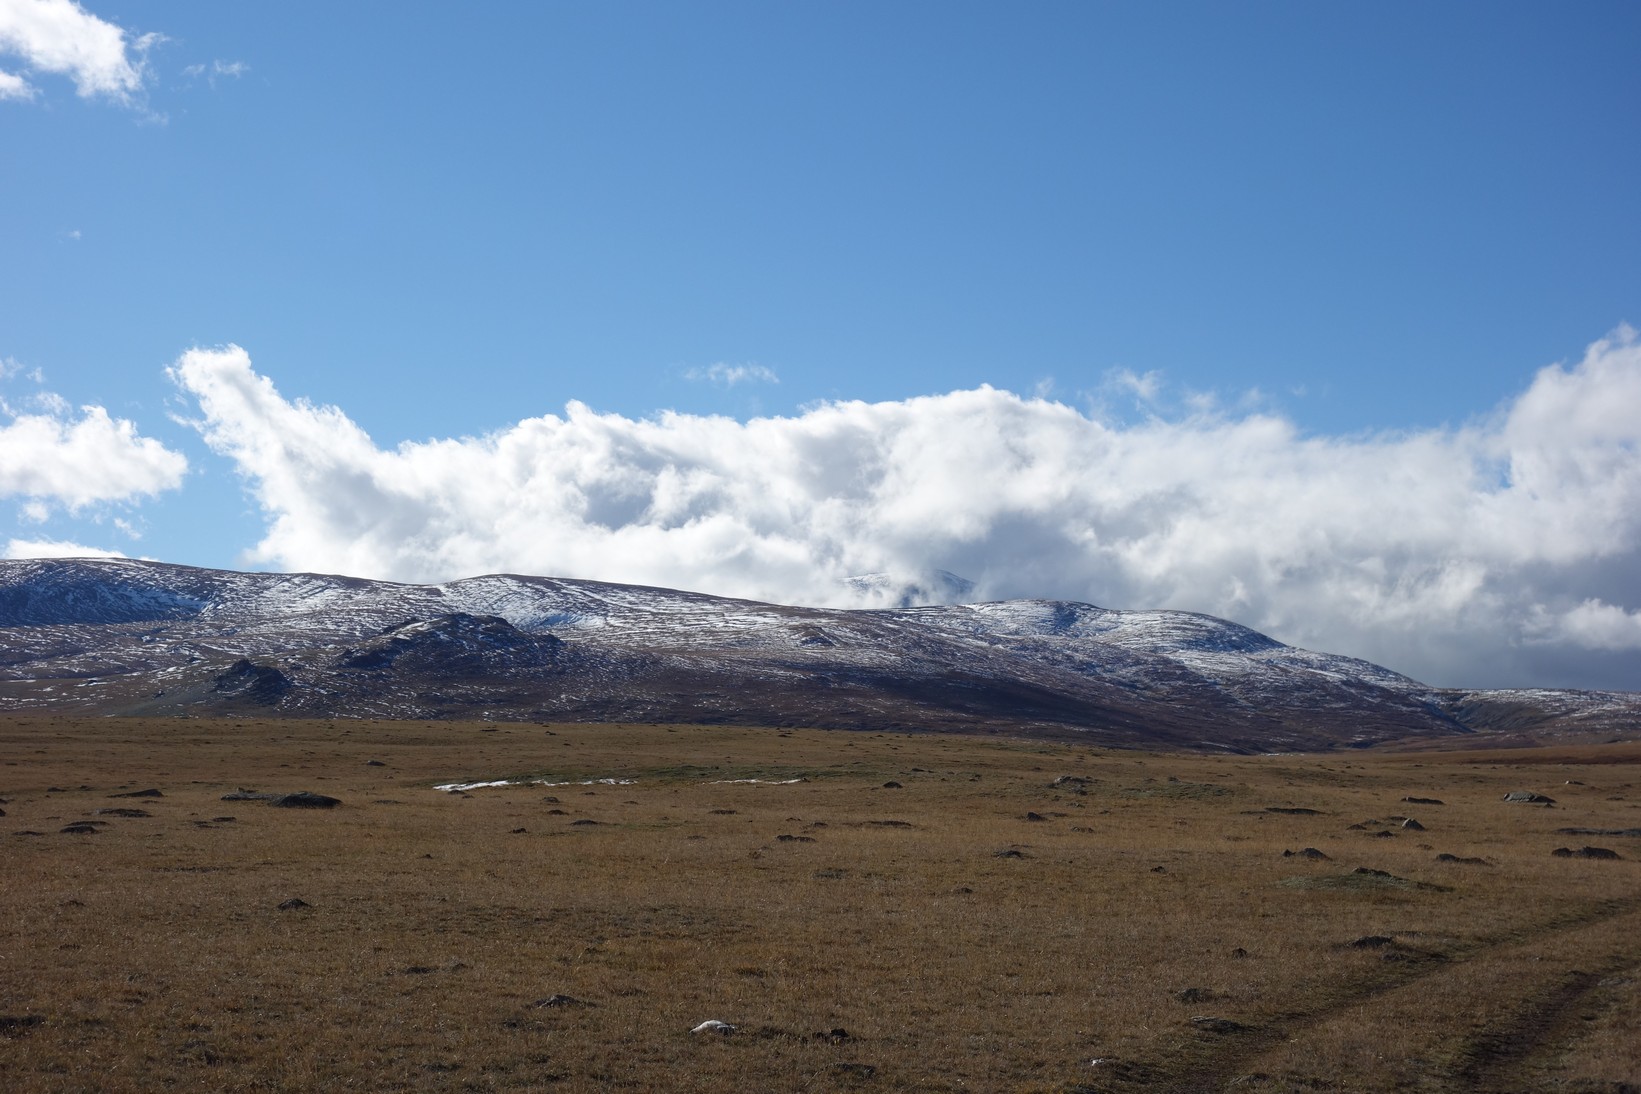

{"left": 1, "top": 558, "right": 1634, "bottom": 750}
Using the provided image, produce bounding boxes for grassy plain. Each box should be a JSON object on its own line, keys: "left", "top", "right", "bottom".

{"left": 1, "top": 716, "right": 1639, "bottom": 1093}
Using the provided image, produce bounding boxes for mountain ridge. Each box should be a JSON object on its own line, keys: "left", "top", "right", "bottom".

{"left": 1, "top": 558, "right": 1635, "bottom": 751}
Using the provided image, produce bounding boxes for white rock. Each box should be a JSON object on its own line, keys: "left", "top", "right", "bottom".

{"left": 691, "top": 1019, "right": 735, "bottom": 1035}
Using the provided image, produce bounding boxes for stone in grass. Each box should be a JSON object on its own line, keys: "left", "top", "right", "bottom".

{"left": 1282, "top": 848, "right": 1330, "bottom": 860}
{"left": 268, "top": 792, "right": 341, "bottom": 809}
{"left": 110, "top": 788, "right": 164, "bottom": 799}
{"left": 277, "top": 898, "right": 311, "bottom": 911}
{"left": 1402, "top": 818, "right": 1426, "bottom": 831}
{"left": 60, "top": 823, "right": 100, "bottom": 834}
{"left": 533, "top": 994, "right": 595, "bottom": 1008}
{"left": 1436, "top": 853, "right": 1491, "bottom": 865}
{"left": 1402, "top": 796, "right": 1445, "bottom": 805}
{"left": 1191, "top": 1016, "right": 1250, "bottom": 1034}
{"left": 222, "top": 789, "right": 278, "bottom": 801}
{"left": 96, "top": 808, "right": 151, "bottom": 817}
{"left": 1552, "top": 846, "right": 1622, "bottom": 860}
{"left": 691, "top": 1019, "right": 736, "bottom": 1035}
{"left": 1502, "top": 791, "right": 1556, "bottom": 805}
{"left": 1349, "top": 935, "right": 1397, "bottom": 949}
{"left": 992, "top": 848, "right": 1028, "bottom": 859}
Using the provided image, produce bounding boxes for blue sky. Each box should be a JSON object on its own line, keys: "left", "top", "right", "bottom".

{"left": 3, "top": 0, "right": 1640, "bottom": 689}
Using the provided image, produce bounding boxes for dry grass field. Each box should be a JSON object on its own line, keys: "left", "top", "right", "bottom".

{"left": 2, "top": 716, "right": 1639, "bottom": 1093}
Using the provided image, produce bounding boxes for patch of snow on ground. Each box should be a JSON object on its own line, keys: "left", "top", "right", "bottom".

{"left": 433, "top": 776, "right": 637, "bottom": 792}
{"left": 711, "top": 777, "right": 808, "bottom": 784}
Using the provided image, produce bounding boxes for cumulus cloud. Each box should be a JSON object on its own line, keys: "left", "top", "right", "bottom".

{"left": 684, "top": 362, "right": 780, "bottom": 386}
{"left": 168, "top": 329, "right": 1641, "bottom": 690}
{"left": 4, "top": 536, "right": 126, "bottom": 559}
{"left": 1541, "top": 600, "right": 1641, "bottom": 652}
{"left": 0, "top": 390, "right": 188, "bottom": 510}
{"left": 0, "top": 64, "right": 31, "bottom": 98}
{"left": 0, "top": 0, "right": 157, "bottom": 105}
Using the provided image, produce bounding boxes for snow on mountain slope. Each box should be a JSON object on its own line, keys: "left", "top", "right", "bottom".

{"left": 1, "top": 558, "right": 1634, "bottom": 748}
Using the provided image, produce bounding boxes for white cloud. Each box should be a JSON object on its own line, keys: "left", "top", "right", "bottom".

{"left": 1535, "top": 599, "right": 1641, "bottom": 652}
{"left": 4, "top": 536, "right": 126, "bottom": 559}
{"left": 0, "top": 0, "right": 157, "bottom": 105}
{"left": 684, "top": 362, "right": 780, "bottom": 386}
{"left": 169, "top": 329, "right": 1641, "bottom": 690}
{"left": 0, "top": 64, "right": 33, "bottom": 98}
{"left": 0, "top": 394, "right": 188, "bottom": 510}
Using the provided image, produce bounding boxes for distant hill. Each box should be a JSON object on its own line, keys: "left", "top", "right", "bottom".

{"left": 1, "top": 558, "right": 1635, "bottom": 751}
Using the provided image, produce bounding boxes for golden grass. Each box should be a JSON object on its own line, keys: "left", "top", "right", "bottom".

{"left": 1, "top": 717, "right": 1638, "bottom": 1092}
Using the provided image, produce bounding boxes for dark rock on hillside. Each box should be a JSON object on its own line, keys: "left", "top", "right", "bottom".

{"left": 1552, "top": 846, "right": 1622, "bottom": 860}
{"left": 335, "top": 613, "right": 562, "bottom": 674}
{"left": 213, "top": 659, "right": 292, "bottom": 704}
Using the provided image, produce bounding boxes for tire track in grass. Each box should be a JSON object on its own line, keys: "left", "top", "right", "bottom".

{"left": 1126, "top": 895, "right": 1641, "bottom": 1094}
{"left": 1457, "top": 952, "right": 1641, "bottom": 1093}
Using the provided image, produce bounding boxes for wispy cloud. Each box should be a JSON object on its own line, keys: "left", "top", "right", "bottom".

{"left": 169, "top": 328, "right": 1641, "bottom": 690}
{"left": 181, "top": 58, "right": 246, "bottom": 87}
{"left": 1103, "top": 366, "right": 1162, "bottom": 404}
{"left": 0, "top": 0, "right": 160, "bottom": 107}
{"left": 683, "top": 362, "right": 780, "bottom": 386}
